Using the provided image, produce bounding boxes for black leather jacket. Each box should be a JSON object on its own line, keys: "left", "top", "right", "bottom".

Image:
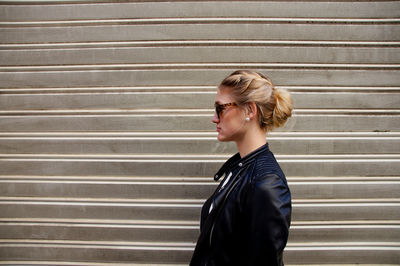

{"left": 190, "top": 143, "right": 291, "bottom": 266}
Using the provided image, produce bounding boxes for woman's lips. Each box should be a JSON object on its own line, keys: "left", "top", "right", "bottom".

{"left": 216, "top": 127, "right": 221, "bottom": 132}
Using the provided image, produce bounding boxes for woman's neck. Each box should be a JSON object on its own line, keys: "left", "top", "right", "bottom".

{"left": 236, "top": 126, "right": 267, "bottom": 158}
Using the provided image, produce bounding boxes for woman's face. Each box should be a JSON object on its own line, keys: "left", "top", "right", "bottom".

{"left": 212, "top": 87, "right": 246, "bottom": 142}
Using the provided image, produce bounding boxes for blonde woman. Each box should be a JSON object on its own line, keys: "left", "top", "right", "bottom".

{"left": 190, "top": 70, "right": 293, "bottom": 266}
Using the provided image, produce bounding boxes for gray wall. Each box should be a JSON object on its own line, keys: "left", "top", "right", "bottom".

{"left": 0, "top": 1, "right": 399, "bottom": 264}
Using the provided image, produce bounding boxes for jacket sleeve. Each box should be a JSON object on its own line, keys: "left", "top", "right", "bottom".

{"left": 241, "top": 173, "right": 291, "bottom": 266}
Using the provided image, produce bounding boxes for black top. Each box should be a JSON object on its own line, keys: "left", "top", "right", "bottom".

{"left": 191, "top": 143, "right": 292, "bottom": 266}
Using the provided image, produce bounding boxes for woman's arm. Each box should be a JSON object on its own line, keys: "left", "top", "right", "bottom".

{"left": 241, "top": 173, "right": 292, "bottom": 266}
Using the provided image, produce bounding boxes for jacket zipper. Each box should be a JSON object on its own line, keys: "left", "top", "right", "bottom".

{"left": 208, "top": 167, "right": 247, "bottom": 247}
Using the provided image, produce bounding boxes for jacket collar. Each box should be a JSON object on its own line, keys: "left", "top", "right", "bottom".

{"left": 214, "top": 143, "right": 270, "bottom": 181}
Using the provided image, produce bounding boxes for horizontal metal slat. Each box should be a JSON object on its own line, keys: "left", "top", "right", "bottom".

{"left": 1, "top": 109, "right": 399, "bottom": 115}
{"left": 1, "top": 1, "right": 400, "bottom": 20}
{"left": 0, "top": 113, "right": 398, "bottom": 132}
{"left": 1, "top": 40, "right": 399, "bottom": 49}
{"left": 1, "top": 85, "right": 399, "bottom": 93}
{"left": 0, "top": 177, "right": 399, "bottom": 199}
{"left": 0, "top": 155, "right": 399, "bottom": 177}
{"left": 0, "top": 239, "right": 194, "bottom": 263}
{"left": 1, "top": 47, "right": 399, "bottom": 66}
{"left": 0, "top": 219, "right": 398, "bottom": 243}
{"left": 1, "top": 91, "right": 399, "bottom": 110}
{"left": 1, "top": 132, "right": 399, "bottom": 154}
{"left": 0, "top": 240, "right": 398, "bottom": 264}
{"left": 1, "top": 69, "right": 398, "bottom": 88}
{"left": 2, "top": 63, "right": 399, "bottom": 71}
{"left": 2, "top": 17, "right": 400, "bottom": 27}
{"left": 1, "top": 1, "right": 400, "bottom": 21}
{"left": 0, "top": 261, "right": 184, "bottom": 266}
{"left": 1, "top": 24, "right": 399, "bottom": 44}
{"left": 1, "top": 197, "right": 399, "bottom": 221}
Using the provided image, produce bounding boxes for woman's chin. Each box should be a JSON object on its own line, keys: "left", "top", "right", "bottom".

{"left": 217, "top": 133, "right": 230, "bottom": 142}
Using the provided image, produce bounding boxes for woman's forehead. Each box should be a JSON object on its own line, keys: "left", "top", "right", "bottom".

{"left": 215, "top": 87, "right": 234, "bottom": 103}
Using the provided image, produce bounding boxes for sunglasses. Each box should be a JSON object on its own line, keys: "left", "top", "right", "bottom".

{"left": 214, "top": 102, "right": 237, "bottom": 119}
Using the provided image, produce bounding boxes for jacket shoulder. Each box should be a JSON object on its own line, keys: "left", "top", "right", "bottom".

{"left": 250, "top": 151, "right": 286, "bottom": 183}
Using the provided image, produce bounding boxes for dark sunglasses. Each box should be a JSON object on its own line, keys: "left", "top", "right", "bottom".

{"left": 214, "top": 102, "right": 237, "bottom": 119}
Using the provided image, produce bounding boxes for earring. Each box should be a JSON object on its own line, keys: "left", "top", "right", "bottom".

{"left": 245, "top": 117, "right": 250, "bottom": 122}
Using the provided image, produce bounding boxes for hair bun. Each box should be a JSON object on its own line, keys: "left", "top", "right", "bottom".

{"left": 272, "top": 88, "right": 293, "bottom": 128}
{"left": 219, "top": 70, "right": 293, "bottom": 131}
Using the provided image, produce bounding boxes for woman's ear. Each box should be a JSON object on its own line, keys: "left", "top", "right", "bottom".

{"left": 247, "top": 102, "right": 258, "bottom": 119}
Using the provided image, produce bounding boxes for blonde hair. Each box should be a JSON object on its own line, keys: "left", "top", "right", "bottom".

{"left": 219, "top": 70, "right": 293, "bottom": 131}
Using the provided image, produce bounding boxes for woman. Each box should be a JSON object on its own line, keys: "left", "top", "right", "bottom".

{"left": 190, "top": 70, "right": 293, "bottom": 266}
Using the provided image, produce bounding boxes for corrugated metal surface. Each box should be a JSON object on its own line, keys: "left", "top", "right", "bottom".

{"left": 0, "top": 1, "right": 399, "bottom": 264}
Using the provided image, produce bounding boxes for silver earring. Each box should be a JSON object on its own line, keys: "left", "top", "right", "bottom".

{"left": 245, "top": 117, "right": 250, "bottom": 122}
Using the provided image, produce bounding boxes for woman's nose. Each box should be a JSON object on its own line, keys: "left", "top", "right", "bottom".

{"left": 212, "top": 113, "right": 219, "bottom": 123}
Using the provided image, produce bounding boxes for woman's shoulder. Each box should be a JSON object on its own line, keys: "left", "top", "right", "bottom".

{"left": 250, "top": 150, "right": 285, "bottom": 182}
{"left": 245, "top": 157, "right": 291, "bottom": 204}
